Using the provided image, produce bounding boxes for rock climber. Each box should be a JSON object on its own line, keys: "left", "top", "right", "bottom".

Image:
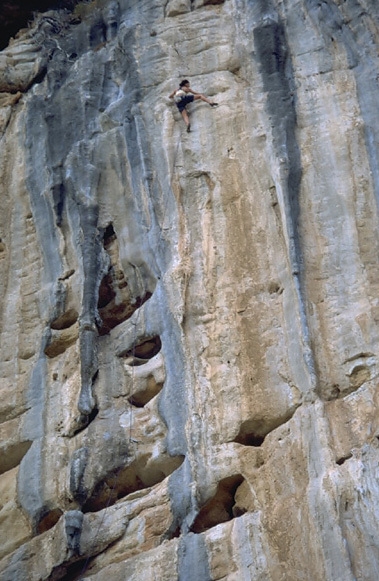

{"left": 169, "top": 79, "right": 218, "bottom": 132}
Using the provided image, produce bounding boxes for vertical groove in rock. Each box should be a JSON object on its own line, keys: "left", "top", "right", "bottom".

{"left": 253, "top": 12, "right": 317, "bottom": 389}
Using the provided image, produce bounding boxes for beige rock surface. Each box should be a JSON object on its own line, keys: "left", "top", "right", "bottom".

{"left": 0, "top": 0, "right": 379, "bottom": 579}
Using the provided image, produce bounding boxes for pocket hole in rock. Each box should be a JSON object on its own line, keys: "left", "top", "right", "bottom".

{"left": 102, "top": 223, "right": 117, "bottom": 247}
{"left": 234, "top": 432, "right": 265, "bottom": 446}
{"left": 50, "top": 557, "right": 92, "bottom": 581}
{"left": 128, "top": 376, "right": 164, "bottom": 408}
{"left": 233, "top": 419, "right": 266, "bottom": 446}
{"left": 97, "top": 270, "right": 152, "bottom": 336}
{"left": 71, "top": 406, "right": 99, "bottom": 436}
{"left": 50, "top": 308, "right": 78, "bottom": 330}
{"left": 233, "top": 412, "right": 296, "bottom": 446}
{"left": 36, "top": 507, "right": 63, "bottom": 535}
{"left": 98, "top": 223, "right": 154, "bottom": 334}
{"left": 120, "top": 336, "right": 162, "bottom": 366}
{"left": 82, "top": 453, "right": 184, "bottom": 513}
{"left": 336, "top": 453, "right": 352, "bottom": 466}
{"left": 191, "top": 474, "right": 245, "bottom": 534}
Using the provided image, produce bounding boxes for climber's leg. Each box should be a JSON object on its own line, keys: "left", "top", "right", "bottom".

{"left": 181, "top": 109, "right": 191, "bottom": 132}
{"left": 194, "top": 94, "right": 218, "bottom": 106}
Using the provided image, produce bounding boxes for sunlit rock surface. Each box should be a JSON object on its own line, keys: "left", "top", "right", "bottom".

{"left": 1, "top": 0, "right": 379, "bottom": 579}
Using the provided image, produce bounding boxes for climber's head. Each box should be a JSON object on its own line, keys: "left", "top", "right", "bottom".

{"left": 179, "top": 79, "right": 190, "bottom": 90}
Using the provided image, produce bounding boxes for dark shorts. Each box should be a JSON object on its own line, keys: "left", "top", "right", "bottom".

{"left": 176, "top": 94, "right": 194, "bottom": 112}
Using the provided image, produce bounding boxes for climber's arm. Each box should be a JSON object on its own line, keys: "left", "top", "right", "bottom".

{"left": 187, "top": 87, "right": 201, "bottom": 96}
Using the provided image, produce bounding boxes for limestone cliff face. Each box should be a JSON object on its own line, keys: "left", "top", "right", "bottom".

{"left": 1, "top": 0, "right": 379, "bottom": 579}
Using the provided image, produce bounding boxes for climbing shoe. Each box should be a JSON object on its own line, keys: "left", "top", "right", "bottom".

{"left": 187, "top": 123, "right": 191, "bottom": 132}
{"left": 210, "top": 102, "right": 218, "bottom": 107}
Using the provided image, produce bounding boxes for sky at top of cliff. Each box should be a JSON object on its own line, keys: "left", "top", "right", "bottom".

{"left": 0, "top": 0, "right": 81, "bottom": 50}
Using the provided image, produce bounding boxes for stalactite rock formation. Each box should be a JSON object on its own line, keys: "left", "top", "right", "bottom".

{"left": 1, "top": 0, "right": 379, "bottom": 579}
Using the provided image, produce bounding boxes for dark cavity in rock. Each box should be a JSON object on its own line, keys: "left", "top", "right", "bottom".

{"left": 0, "top": 1, "right": 80, "bottom": 51}
{"left": 191, "top": 474, "right": 245, "bottom": 534}
{"left": 120, "top": 336, "right": 162, "bottom": 366}
{"left": 82, "top": 453, "right": 184, "bottom": 513}
{"left": 36, "top": 506, "right": 63, "bottom": 534}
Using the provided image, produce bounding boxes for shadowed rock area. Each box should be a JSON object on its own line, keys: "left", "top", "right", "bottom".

{"left": 0, "top": 1, "right": 80, "bottom": 50}
{"left": 1, "top": 0, "right": 379, "bottom": 580}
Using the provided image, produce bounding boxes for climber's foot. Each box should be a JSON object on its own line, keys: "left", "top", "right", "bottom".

{"left": 210, "top": 102, "right": 218, "bottom": 107}
{"left": 186, "top": 123, "right": 191, "bottom": 132}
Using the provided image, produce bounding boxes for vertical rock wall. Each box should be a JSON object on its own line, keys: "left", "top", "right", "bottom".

{"left": 0, "top": 0, "right": 379, "bottom": 579}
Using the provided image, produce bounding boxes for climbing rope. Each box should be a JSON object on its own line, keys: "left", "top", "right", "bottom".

{"left": 128, "top": 304, "right": 141, "bottom": 443}
{"left": 78, "top": 297, "right": 143, "bottom": 580}
{"left": 78, "top": 109, "right": 179, "bottom": 580}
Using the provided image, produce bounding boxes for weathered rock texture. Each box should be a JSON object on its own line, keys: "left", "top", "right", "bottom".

{"left": 1, "top": 0, "right": 379, "bottom": 579}
{"left": 0, "top": 1, "right": 81, "bottom": 51}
